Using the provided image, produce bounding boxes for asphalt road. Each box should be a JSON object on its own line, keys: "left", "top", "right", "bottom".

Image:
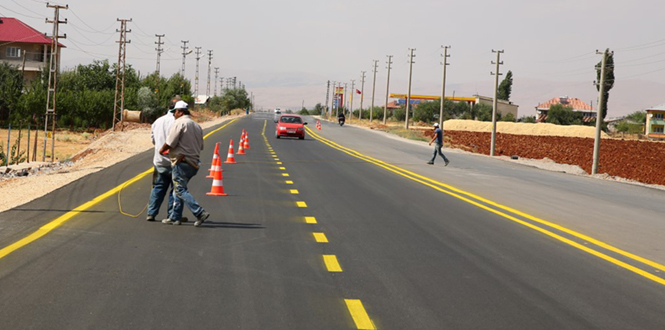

{"left": 1, "top": 113, "right": 664, "bottom": 329}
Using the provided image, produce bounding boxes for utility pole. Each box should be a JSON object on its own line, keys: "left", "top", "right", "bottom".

{"left": 405, "top": 48, "right": 416, "bottom": 129}
{"left": 384, "top": 55, "right": 393, "bottom": 125}
{"left": 331, "top": 81, "right": 337, "bottom": 117}
{"left": 154, "top": 34, "right": 164, "bottom": 76}
{"left": 359, "top": 71, "right": 366, "bottom": 120}
{"left": 336, "top": 82, "right": 342, "bottom": 117}
{"left": 180, "top": 40, "right": 189, "bottom": 77}
{"left": 219, "top": 76, "right": 224, "bottom": 93}
{"left": 233, "top": 76, "right": 237, "bottom": 89}
{"left": 214, "top": 67, "right": 219, "bottom": 96}
{"left": 112, "top": 18, "right": 132, "bottom": 132}
{"left": 490, "top": 49, "right": 504, "bottom": 156}
{"left": 439, "top": 45, "right": 451, "bottom": 128}
{"left": 43, "top": 3, "right": 67, "bottom": 162}
{"left": 206, "top": 50, "right": 213, "bottom": 97}
{"left": 370, "top": 59, "right": 378, "bottom": 123}
{"left": 324, "top": 80, "right": 330, "bottom": 118}
{"left": 592, "top": 49, "right": 610, "bottom": 175}
{"left": 343, "top": 82, "right": 348, "bottom": 118}
{"left": 194, "top": 47, "right": 202, "bottom": 97}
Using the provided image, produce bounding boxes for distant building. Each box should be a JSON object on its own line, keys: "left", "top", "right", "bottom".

{"left": 388, "top": 94, "right": 519, "bottom": 118}
{"left": 535, "top": 96, "right": 595, "bottom": 123}
{"left": 0, "top": 17, "right": 65, "bottom": 83}
{"left": 645, "top": 104, "right": 665, "bottom": 139}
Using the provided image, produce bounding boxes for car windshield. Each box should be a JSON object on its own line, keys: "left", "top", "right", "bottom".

{"left": 280, "top": 116, "right": 302, "bottom": 124}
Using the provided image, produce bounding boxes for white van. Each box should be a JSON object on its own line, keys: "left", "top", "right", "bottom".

{"left": 274, "top": 108, "right": 282, "bottom": 122}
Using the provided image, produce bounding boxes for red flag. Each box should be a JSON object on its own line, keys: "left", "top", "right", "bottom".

{"left": 356, "top": 89, "right": 361, "bottom": 94}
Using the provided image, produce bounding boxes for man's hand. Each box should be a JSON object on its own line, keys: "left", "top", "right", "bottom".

{"left": 159, "top": 143, "right": 171, "bottom": 155}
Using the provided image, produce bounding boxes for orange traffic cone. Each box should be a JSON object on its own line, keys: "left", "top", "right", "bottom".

{"left": 207, "top": 143, "right": 223, "bottom": 178}
{"left": 224, "top": 139, "right": 237, "bottom": 164}
{"left": 237, "top": 132, "right": 246, "bottom": 155}
{"left": 206, "top": 161, "right": 227, "bottom": 196}
{"left": 316, "top": 120, "right": 321, "bottom": 130}
{"left": 244, "top": 132, "right": 250, "bottom": 150}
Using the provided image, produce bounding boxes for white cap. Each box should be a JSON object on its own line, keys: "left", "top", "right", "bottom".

{"left": 433, "top": 123, "right": 439, "bottom": 127}
{"left": 174, "top": 100, "right": 188, "bottom": 110}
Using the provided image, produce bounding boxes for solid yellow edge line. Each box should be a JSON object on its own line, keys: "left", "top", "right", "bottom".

{"left": 323, "top": 255, "right": 342, "bottom": 272}
{"left": 305, "top": 126, "right": 665, "bottom": 285}
{"left": 1, "top": 120, "right": 236, "bottom": 261}
{"left": 313, "top": 232, "right": 328, "bottom": 243}
{"left": 344, "top": 299, "right": 376, "bottom": 330}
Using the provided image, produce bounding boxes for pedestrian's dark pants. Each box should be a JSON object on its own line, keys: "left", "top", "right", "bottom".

{"left": 430, "top": 143, "right": 449, "bottom": 163}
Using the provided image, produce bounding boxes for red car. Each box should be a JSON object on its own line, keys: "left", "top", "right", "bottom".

{"left": 275, "top": 114, "right": 307, "bottom": 139}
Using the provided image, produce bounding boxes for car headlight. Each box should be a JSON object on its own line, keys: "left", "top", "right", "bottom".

{"left": 279, "top": 126, "right": 286, "bottom": 131}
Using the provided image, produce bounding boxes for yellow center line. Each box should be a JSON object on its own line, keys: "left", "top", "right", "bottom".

{"left": 279, "top": 167, "right": 286, "bottom": 170}
{"left": 345, "top": 299, "right": 376, "bottom": 330}
{"left": 276, "top": 162, "right": 283, "bottom": 165}
{"left": 0, "top": 119, "right": 238, "bottom": 261}
{"left": 282, "top": 173, "right": 290, "bottom": 177}
{"left": 285, "top": 180, "right": 294, "bottom": 184}
{"left": 323, "top": 255, "right": 342, "bottom": 272}
{"left": 305, "top": 126, "right": 665, "bottom": 287}
{"left": 304, "top": 216, "right": 317, "bottom": 224}
{"left": 290, "top": 189, "right": 299, "bottom": 194}
{"left": 313, "top": 232, "right": 328, "bottom": 243}
{"left": 296, "top": 201, "right": 307, "bottom": 207}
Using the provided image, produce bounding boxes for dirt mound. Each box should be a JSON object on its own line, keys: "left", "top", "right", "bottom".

{"left": 446, "top": 130, "right": 665, "bottom": 186}
{"left": 443, "top": 119, "right": 609, "bottom": 139}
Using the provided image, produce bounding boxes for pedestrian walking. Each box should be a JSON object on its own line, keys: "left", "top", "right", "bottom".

{"left": 146, "top": 97, "right": 188, "bottom": 222}
{"left": 427, "top": 122, "right": 450, "bottom": 166}
{"left": 159, "top": 101, "right": 210, "bottom": 227}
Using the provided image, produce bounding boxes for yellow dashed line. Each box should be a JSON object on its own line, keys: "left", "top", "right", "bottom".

{"left": 345, "top": 299, "right": 376, "bottom": 330}
{"left": 282, "top": 173, "right": 290, "bottom": 177}
{"left": 304, "top": 216, "right": 317, "bottom": 224}
{"left": 275, "top": 158, "right": 280, "bottom": 161}
{"left": 296, "top": 201, "right": 307, "bottom": 207}
{"left": 290, "top": 189, "right": 299, "bottom": 194}
{"left": 313, "top": 232, "right": 328, "bottom": 243}
{"left": 323, "top": 255, "right": 342, "bottom": 272}
{"left": 276, "top": 162, "right": 283, "bottom": 165}
{"left": 279, "top": 167, "right": 286, "bottom": 170}
{"left": 285, "top": 180, "right": 294, "bottom": 184}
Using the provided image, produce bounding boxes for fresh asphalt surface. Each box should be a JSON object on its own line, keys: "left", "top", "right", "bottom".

{"left": 1, "top": 113, "right": 665, "bottom": 329}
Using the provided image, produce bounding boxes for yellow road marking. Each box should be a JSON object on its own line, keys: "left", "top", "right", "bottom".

{"left": 313, "top": 232, "right": 328, "bottom": 243}
{"left": 0, "top": 120, "right": 238, "bottom": 261}
{"left": 275, "top": 158, "right": 280, "bottom": 161}
{"left": 285, "top": 180, "right": 294, "bottom": 184}
{"left": 271, "top": 155, "right": 277, "bottom": 158}
{"left": 276, "top": 162, "right": 283, "bottom": 165}
{"left": 279, "top": 167, "right": 286, "bottom": 170}
{"left": 305, "top": 216, "right": 317, "bottom": 224}
{"left": 344, "top": 299, "right": 376, "bottom": 330}
{"left": 296, "top": 201, "right": 307, "bottom": 207}
{"left": 305, "top": 127, "right": 665, "bottom": 287}
{"left": 323, "top": 255, "right": 342, "bottom": 272}
{"left": 290, "top": 189, "right": 299, "bottom": 194}
{"left": 282, "top": 173, "right": 290, "bottom": 177}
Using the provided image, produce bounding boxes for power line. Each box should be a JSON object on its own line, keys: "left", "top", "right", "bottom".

{"left": 66, "top": 8, "right": 116, "bottom": 34}
{"left": 10, "top": 0, "right": 44, "bottom": 17}
{"left": 0, "top": 4, "right": 42, "bottom": 19}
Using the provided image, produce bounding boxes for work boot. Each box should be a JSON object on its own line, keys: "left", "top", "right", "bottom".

{"left": 194, "top": 211, "right": 210, "bottom": 227}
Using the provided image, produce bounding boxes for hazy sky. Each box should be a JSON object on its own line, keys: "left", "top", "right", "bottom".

{"left": 3, "top": 0, "right": 665, "bottom": 115}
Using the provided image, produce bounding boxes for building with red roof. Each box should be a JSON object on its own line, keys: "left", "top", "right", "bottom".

{"left": 535, "top": 96, "right": 596, "bottom": 123}
{"left": 0, "top": 17, "right": 65, "bottom": 82}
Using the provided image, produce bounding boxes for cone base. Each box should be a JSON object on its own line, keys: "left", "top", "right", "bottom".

{"left": 224, "top": 160, "right": 236, "bottom": 164}
{"left": 206, "top": 192, "right": 228, "bottom": 196}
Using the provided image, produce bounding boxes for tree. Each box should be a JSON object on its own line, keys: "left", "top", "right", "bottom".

{"left": 220, "top": 88, "right": 251, "bottom": 114}
{"left": 519, "top": 115, "right": 536, "bottom": 123}
{"left": 546, "top": 104, "right": 584, "bottom": 125}
{"left": 625, "top": 110, "right": 646, "bottom": 124}
{"left": 474, "top": 103, "right": 496, "bottom": 121}
{"left": 413, "top": 100, "right": 438, "bottom": 123}
{"left": 595, "top": 49, "right": 615, "bottom": 119}
{"left": 0, "top": 63, "right": 24, "bottom": 123}
{"left": 501, "top": 113, "right": 516, "bottom": 122}
{"left": 497, "top": 70, "right": 513, "bottom": 101}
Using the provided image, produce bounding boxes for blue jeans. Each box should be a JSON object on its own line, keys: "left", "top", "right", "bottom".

{"left": 148, "top": 165, "right": 174, "bottom": 218}
{"left": 430, "top": 143, "right": 449, "bottom": 163}
{"left": 171, "top": 162, "right": 205, "bottom": 220}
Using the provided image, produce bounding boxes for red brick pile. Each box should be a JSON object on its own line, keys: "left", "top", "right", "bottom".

{"left": 443, "top": 131, "right": 665, "bottom": 186}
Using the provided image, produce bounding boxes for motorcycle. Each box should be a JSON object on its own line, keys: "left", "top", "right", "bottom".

{"left": 338, "top": 118, "right": 345, "bottom": 126}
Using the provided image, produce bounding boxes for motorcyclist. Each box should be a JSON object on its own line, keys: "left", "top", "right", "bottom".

{"left": 338, "top": 111, "right": 346, "bottom": 123}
